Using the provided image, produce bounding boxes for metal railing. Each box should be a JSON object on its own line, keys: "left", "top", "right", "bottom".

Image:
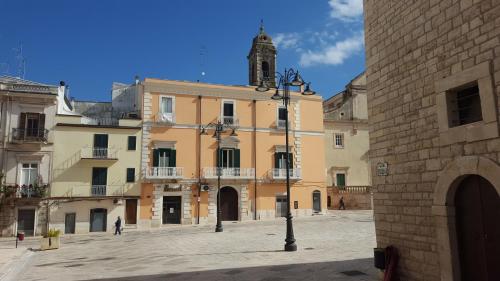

{"left": 155, "top": 112, "right": 176, "bottom": 124}
{"left": 145, "top": 167, "right": 183, "bottom": 179}
{"left": 53, "top": 185, "right": 136, "bottom": 197}
{"left": 80, "top": 147, "right": 118, "bottom": 159}
{"left": 91, "top": 185, "right": 107, "bottom": 196}
{"left": 81, "top": 117, "right": 119, "bottom": 126}
{"left": 11, "top": 128, "right": 49, "bottom": 142}
{"left": 220, "top": 116, "right": 239, "bottom": 127}
{"left": 271, "top": 168, "right": 301, "bottom": 180}
{"left": 336, "top": 186, "right": 372, "bottom": 193}
{"left": 203, "top": 167, "right": 255, "bottom": 179}
{"left": 277, "top": 120, "right": 289, "bottom": 129}
{"left": 1, "top": 184, "right": 48, "bottom": 198}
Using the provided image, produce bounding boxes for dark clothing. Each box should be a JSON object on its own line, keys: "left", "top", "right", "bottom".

{"left": 339, "top": 198, "right": 346, "bottom": 210}
{"left": 114, "top": 218, "right": 122, "bottom": 235}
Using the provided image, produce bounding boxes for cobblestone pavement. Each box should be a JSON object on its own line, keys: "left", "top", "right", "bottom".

{"left": 8, "top": 211, "right": 378, "bottom": 281}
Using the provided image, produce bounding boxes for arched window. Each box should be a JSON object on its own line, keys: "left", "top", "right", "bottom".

{"left": 262, "top": 61, "right": 270, "bottom": 80}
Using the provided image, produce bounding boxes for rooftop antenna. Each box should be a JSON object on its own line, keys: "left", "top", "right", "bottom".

{"left": 260, "top": 19, "right": 264, "bottom": 33}
{"left": 13, "top": 43, "right": 26, "bottom": 79}
{"left": 198, "top": 45, "right": 207, "bottom": 82}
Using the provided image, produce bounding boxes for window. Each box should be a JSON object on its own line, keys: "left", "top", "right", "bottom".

{"left": 18, "top": 113, "right": 46, "bottom": 140}
{"left": 277, "top": 106, "right": 287, "bottom": 128}
{"left": 127, "top": 136, "right": 136, "bottom": 150}
{"left": 153, "top": 149, "right": 176, "bottom": 167}
{"left": 159, "top": 96, "right": 175, "bottom": 123}
{"left": 336, "top": 173, "right": 346, "bottom": 187}
{"left": 92, "top": 168, "right": 107, "bottom": 186}
{"left": 447, "top": 83, "right": 482, "bottom": 127}
{"left": 262, "top": 61, "right": 270, "bottom": 80}
{"left": 126, "top": 168, "right": 135, "bottom": 183}
{"left": 21, "top": 163, "right": 38, "bottom": 186}
{"left": 222, "top": 100, "right": 235, "bottom": 125}
{"left": 274, "top": 152, "right": 293, "bottom": 169}
{"left": 93, "top": 134, "right": 109, "bottom": 158}
{"left": 217, "top": 148, "right": 240, "bottom": 168}
{"left": 334, "top": 133, "right": 344, "bottom": 148}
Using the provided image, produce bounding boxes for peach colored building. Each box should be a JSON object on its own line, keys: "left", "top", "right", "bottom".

{"left": 138, "top": 27, "right": 326, "bottom": 227}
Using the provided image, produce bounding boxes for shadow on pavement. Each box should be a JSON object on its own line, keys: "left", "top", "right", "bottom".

{"left": 83, "top": 258, "right": 377, "bottom": 281}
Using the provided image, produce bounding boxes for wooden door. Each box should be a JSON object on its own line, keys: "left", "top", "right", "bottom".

{"left": 65, "top": 213, "right": 76, "bottom": 234}
{"left": 17, "top": 209, "right": 36, "bottom": 236}
{"left": 220, "top": 187, "right": 238, "bottom": 221}
{"left": 455, "top": 175, "right": 500, "bottom": 281}
{"left": 313, "top": 191, "right": 321, "bottom": 212}
{"left": 125, "top": 199, "right": 137, "bottom": 225}
{"left": 90, "top": 208, "right": 107, "bottom": 232}
{"left": 275, "top": 196, "right": 287, "bottom": 217}
{"left": 163, "top": 196, "right": 181, "bottom": 224}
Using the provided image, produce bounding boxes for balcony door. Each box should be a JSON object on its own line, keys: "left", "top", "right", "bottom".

{"left": 91, "top": 168, "right": 107, "bottom": 196}
{"left": 93, "top": 134, "right": 108, "bottom": 158}
{"left": 275, "top": 152, "right": 293, "bottom": 177}
{"left": 160, "top": 96, "right": 174, "bottom": 122}
{"left": 19, "top": 113, "right": 45, "bottom": 139}
{"left": 222, "top": 101, "right": 235, "bottom": 125}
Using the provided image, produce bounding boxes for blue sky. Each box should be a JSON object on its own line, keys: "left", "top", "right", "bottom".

{"left": 0, "top": 0, "right": 365, "bottom": 101}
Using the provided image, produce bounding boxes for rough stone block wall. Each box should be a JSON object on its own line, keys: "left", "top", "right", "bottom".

{"left": 327, "top": 188, "right": 372, "bottom": 210}
{"left": 364, "top": 0, "right": 500, "bottom": 280}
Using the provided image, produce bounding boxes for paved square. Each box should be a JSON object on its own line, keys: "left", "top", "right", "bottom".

{"left": 9, "top": 211, "right": 377, "bottom": 281}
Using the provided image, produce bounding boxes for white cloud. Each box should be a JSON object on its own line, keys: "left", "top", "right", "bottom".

{"left": 299, "top": 32, "right": 364, "bottom": 67}
{"left": 273, "top": 33, "right": 301, "bottom": 50}
{"left": 328, "top": 0, "right": 363, "bottom": 21}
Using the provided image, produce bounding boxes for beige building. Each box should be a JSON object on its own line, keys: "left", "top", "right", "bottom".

{"left": 0, "top": 76, "right": 61, "bottom": 237}
{"left": 323, "top": 73, "right": 371, "bottom": 209}
{"left": 365, "top": 0, "right": 500, "bottom": 280}
{"left": 48, "top": 81, "right": 143, "bottom": 234}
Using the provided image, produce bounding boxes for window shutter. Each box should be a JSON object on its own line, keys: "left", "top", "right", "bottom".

{"left": 19, "top": 113, "right": 27, "bottom": 128}
{"left": 39, "top": 114, "right": 46, "bottom": 130}
{"left": 274, "top": 152, "right": 280, "bottom": 169}
{"left": 234, "top": 149, "right": 240, "bottom": 168}
{"left": 288, "top": 153, "right": 293, "bottom": 168}
{"left": 153, "top": 149, "right": 159, "bottom": 167}
{"left": 169, "top": 149, "right": 176, "bottom": 167}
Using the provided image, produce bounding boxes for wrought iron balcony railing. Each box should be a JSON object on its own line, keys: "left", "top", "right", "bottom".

{"left": 202, "top": 167, "right": 255, "bottom": 179}
{"left": 271, "top": 168, "right": 302, "bottom": 180}
{"left": 155, "top": 112, "right": 176, "bottom": 124}
{"left": 220, "top": 116, "right": 239, "bottom": 127}
{"left": 276, "top": 120, "right": 289, "bottom": 129}
{"left": 145, "top": 167, "right": 183, "bottom": 179}
{"left": 80, "top": 147, "right": 118, "bottom": 159}
{"left": 11, "top": 128, "right": 49, "bottom": 142}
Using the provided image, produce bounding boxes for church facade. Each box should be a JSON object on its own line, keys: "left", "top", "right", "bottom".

{"left": 138, "top": 26, "right": 326, "bottom": 227}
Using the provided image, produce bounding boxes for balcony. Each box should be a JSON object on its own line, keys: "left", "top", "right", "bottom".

{"left": 145, "top": 167, "right": 183, "bottom": 180}
{"left": 155, "top": 112, "right": 176, "bottom": 125}
{"left": 80, "top": 147, "right": 118, "bottom": 160}
{"left": 276, "top": 120, "right": 289, "bottom": 130}
{"left": 220, "top": 116, "right": 239, "bottom": 127}
{"left": 202, "top": 167, "right": 255, "bottom": 179}
{"left": 270, "top": 168, "right": 302, "bottom": 180}
{"left": 1, "top": 184, "right": 48, "bottom": 199}
{"left": 11, "top": 128, "right": 49, "bottom": 143}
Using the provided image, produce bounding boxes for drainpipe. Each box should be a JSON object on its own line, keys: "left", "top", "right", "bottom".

{"left": 253, "top": 100, "right": 257, "bottom": 220}
{"left": 197, "top": 95, "right": 202, "bottom": 224}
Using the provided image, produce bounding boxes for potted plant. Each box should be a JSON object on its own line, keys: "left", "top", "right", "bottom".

{"left": 41, "top": 229, "right": 61, "bottom": 250}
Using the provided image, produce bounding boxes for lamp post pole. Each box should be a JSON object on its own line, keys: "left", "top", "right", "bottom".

{"left": 215, "top": 122, "right": 223, "bottom": 233}
{"left": 282, "top": 75, "right": 296, "bottom": 252}
{"left": 256, "top": 68, "right": 316, "bottom": 252}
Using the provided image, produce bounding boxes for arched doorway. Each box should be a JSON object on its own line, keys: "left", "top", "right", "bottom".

{"left": 220, "top": 186, "right": 238, "bottom": 221}
{"left": 455, "top": 175, "right": 500, "bottom": 280}
{"left": 312, "top": 190, "right": 321, "bottom": 213}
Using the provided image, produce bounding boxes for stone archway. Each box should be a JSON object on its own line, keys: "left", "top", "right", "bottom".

{"left": 433, "top": 156, "right": 500, "bottom": 281}
{"left": 220, "top": 186, "right": 238, "bottom": 221}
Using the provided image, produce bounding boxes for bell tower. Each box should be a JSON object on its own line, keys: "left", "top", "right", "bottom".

{"left": 248, "top": 22, "right": 276, "bottom": 88}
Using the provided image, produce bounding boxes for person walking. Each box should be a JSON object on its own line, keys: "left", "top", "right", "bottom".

{"left": 339, "top": 196, "right": 346, "bottom": 210}
{"left": 114, "top": 216, "right": 122, "bottom": 235}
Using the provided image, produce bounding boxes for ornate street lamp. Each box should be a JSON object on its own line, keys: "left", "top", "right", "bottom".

{"left": 200, "top": 120, "right": 237, "bottom": 232}
{"left": 256, "top": 69, "right": 316, "bottom": 251}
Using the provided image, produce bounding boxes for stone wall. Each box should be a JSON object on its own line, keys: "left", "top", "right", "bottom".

{"left": 364, "top": 0, "right": 500, "bottom": 280}
{"left": 327, "top": 187, "right": 372, "bottom": 210}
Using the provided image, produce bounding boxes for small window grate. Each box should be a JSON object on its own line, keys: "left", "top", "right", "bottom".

{"left": 448, "top": 84, "right": 483, "bottom": 127}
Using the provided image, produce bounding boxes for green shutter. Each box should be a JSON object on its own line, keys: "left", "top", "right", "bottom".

{"left": 234, "top": 149, "right": 240, "bottom": 168}
{"left": 288, "top": 153, "right": 293, "bottom": 168}
{"left": 153, "top": 149, "right": 159, "bottom": 167}
{"left": 169, "top": 149, "right": 176, "bottom": 167}
{"left": 274, "top": 152, "right": 280, "bottom": 169}
{"left": 337, "top": 174, "right": 346, "bottom": 186}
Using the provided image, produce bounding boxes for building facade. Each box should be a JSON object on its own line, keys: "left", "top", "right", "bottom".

{"left": 48, "top": 80, "right": 143, "bottom": 235}
{"left": 365, "top": 0, "right": 500, "bottom": 280}
{"left": 323, "top": 73, "right": 371, "bottom": 209}
{"left": 0, "top": 76, "right": 60, "bottom": 237}
{"left": 139, "top": 27, "right": 326, "bottom": 227}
